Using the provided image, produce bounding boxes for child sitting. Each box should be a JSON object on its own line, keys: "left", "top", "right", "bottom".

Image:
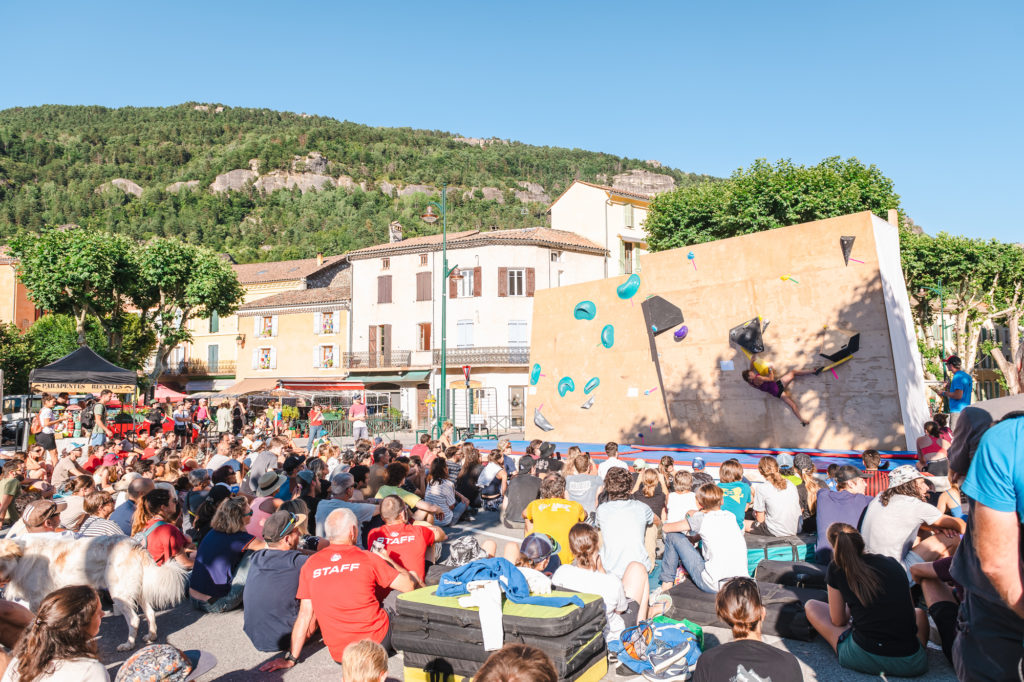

{"left": 666, "top": 470, "right": 698, "bottom": 523}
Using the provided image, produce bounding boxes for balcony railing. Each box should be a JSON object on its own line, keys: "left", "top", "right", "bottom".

{"left": 163, "top": 360, "right": 237, "bottom": 376}
{"left": 344, "top": 350, "right": 413, "bottom": 369}
{"left": 433, "top": 346, "right": 531, "bottom": 366}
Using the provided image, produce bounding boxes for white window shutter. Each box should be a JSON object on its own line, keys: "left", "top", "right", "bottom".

{"left": 332, "top": 345, "right": 339, "bottom": 367}
{"left": 332, "top": 311, "right": 340, "bottom": 333}
{"left": 313, "top": 347, "right": 320, "bottom": 368}
{"left": 314, "top": 312, "right": 322, "bottom": 335}
{"left": 251, "top": 350, "right": 258, "bottom": 370}
{"left": 254, "top": 316, "right": 260, "bottom": 335}
{"left": 271, "top": 316, "right": 279, "bottom": 337}
{"left": 270, "top": 347, "right": 277, "bottom": 369}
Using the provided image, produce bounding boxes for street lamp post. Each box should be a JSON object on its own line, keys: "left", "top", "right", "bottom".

{"left": 421, "top": 183, "right": 458, "bottom": 436}
{"left": 921, "top": 278, "right": 947, "bottom": 411}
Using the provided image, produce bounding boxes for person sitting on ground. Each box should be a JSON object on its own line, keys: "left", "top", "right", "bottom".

{"left": 0, "top": 461, "right": 24, "bottom": 528}
{"left": 476, "top": 449, "right": 509, "bottom": 511}
{"left": 814, "top": 465, "right": 871, "bottom": 563}
{"left": 315, "top": 472, "right": 380, "bottom": 541}
{"left": 910, "top": 556, "right": 961, "bottom": 665}
{"left": 374, "top": 462, "right": 442, "bottom": 522}
{"left": 825, "top": 463, "right": 839, "bottom": 491}
{"left": 191, "top": 485, "right": 231, "bottom": 545}
{"left": 564, "top": 451, "right": 603, "bottom": 516}
{"left": 502, "top": 457, "right": 541, "bottom": 531}
{"left": 860, "top": 465, "right": 965, "bottom": 574}
{"left": 916, "top": 420, "right": 950, "bottom": 475}
{"left": 596, "top": 441, "right": 628, "bottom": 479}
{"left": 666, "top": 470, "right": 698, "bottom": 523}
{"left": 131, "top": 488, "right": 194, "bottom": 568}
{"left": 21, "top": 499, "right": 76, "bottom": 539}
{"left": 534, "top": 442, "right": 563, "bottom": 475}
{"left": 409, "top": 433, "right": 431, "bottom": 462}
{"left": 243, "top": 510, "right": 316, "bottom": 653}
{"left": 659, "top": 483, "right": 747, "bottom": 594}
{"left": 3, "top": 586, "right": 107, "bottom": 682}
{"left": 692, "top": 577, "right": 803, "bottom": 682}
{"left": 935, "top": 478, "right": 966, "bottom": 521}
{"left": 501, "top": 531, "right": 561, "bottom": 577}
{"left": 189, "top": 496, "right": 267, "bottom": 613}
{"left": 933, "top": 412, "right": 953, "bottom": 443}
{"left": 715, "top": 459, "right": 750, "bottom": 529}
{"left": 594, "top": 467, "right": 654, "bottom": 579}
{"left": 50, "top": 448, "right": 88, "bottom": 490}
{"left": 181, "top": 469, "right": 210, "bottom": 542}
{"left": 259, "top": 508, "right": 416, "bottom": 671}
{"left": 791, "top": 453, "right": 822, "bottom": 533}
{"left": 805, "top": 523, "right": 928, "bottom": 677}
{"left": 58, "top": 476, "right": 94, "bottom": 531}
{"left": 552, "top": 523, "right": 651, "bottom": 644}
{"left": 657, "top": 456, "right": 676, "bottom": 495}
{"left": 749, "top": 456, "right": 801, "bottom": 537}
{"left": 474, "top": 643, "right": 557, "bottom": 682}
{"left": 367, "top": 496, "right": 446, "bottom": 586}
{"left": 741, "top": 362, "right": 817, "bottom": 426}
{"left": 110, "top": 476, "right": 155, "bottom": 535}
{"left": 860, "top": 448, "right": 889, "bottom": 497}
{"left": 246, "top": 471, "right": 287, "bottom": 538}
{"left": 341, "top": 639, "right": 388, "bottom": 682}
{"left": 423, "top": 458, "right": 469, "bottom": 528}
{"left": 78, "top": 491, "right": 124, "bottom": 536}
{"left": 454, "top": 446, "right": 482, "bottom": 509}
{"left": 523, "top": 474, "right": 585, "bottom": 568}
{"left": 632, "top": 468, "right": 665, "bottom": 565}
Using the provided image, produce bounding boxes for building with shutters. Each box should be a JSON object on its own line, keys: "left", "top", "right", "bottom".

{"left": 345, "top": 226, "right": 606, "bottom": 431}
{"left": 548, "top": 180, "right": 653, "bottom": 278}
{"left": 0, "top": 247, "right": 42, "bottom": 331}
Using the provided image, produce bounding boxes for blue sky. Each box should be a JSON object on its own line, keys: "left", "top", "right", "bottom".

{"left": 2, "top": 1, "right": 1020, "bottom": 242}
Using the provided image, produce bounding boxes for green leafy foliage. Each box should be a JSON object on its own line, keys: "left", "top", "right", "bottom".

{"left": 0, "top": 323, "right": 33, "bottom": 394}
{"left": 644, "top": 157, "right": 900, "bottom": 251}
{"left": 0, "top": 104, "right": 710, "bottom": 260}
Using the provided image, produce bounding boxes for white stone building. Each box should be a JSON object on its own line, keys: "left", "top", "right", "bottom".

{"left": 345, "top": 227, "right": 607, "bottom": 432}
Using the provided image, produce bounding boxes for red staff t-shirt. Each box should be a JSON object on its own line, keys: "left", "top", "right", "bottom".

{"left": 295, "top": 544, "right": 399, "bottom": 661}
{"left": 367, "top": 523, "right": 435, "bottom": 579}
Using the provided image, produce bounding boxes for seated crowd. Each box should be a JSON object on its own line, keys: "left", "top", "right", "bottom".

{"left": 0, "top": 398, "right": 1018, "bottom": 682}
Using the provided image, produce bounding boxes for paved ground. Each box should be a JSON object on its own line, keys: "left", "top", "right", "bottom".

{"left": 91, "top": 506, "right": 958, "bottom": 681}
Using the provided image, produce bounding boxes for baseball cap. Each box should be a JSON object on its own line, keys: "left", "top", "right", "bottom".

{"left": 115, "top": 643, "right": 217, "bottom": 681}
{"left": 520, "top": 533, "right": 560, "bottom": 564}
{"left": 282, "top": 455, "right": 305, "bottom": 474}
{"left": 518, "top": 457, "right": 535, "bottom": 473}
{"left": 888, "top": 465, "right": 925, "bottom": 489}
{"left": 834, "top": 465, "right": 864, "bottom": 485}
{"left": 633, "top": 458, "right": 647, "bottom": 470}
{"left": 262, "top": 510, "right": 307, "bottom": 542}
{"left": 296, "top": 470, "right": 314, "bottom": 484}
{"left": 776, "top": 453, "right": 794, "bottom": 468}
{"left": 23, "top": 499, "right": 67, "bottom": 528}
{"left": 539, "top": 442, "right": 556, "bottom": 458}
{"left": 792, "top": 453, "right": 814, "bottom": 472}
{"left": 945, "top": 354, "right": 962, "bottom": 366}
{"left": 690, "top": 457, "right": 706, "bottom": 472}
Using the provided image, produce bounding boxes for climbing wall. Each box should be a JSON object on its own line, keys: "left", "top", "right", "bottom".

{"left": 526, "top": 212, "right": 928, "bottom": 450}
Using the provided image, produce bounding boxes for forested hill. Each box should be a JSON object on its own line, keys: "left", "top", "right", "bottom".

{"left": 0, "top": 104, "right": 712, "bottom": 263}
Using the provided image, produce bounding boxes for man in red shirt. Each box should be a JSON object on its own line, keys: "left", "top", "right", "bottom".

{"left": 409, "top": 433, "right": 431, "bottom": 461}
{"left": 367, "top": 495, "right": 446, "bottom": 583}
{"left": 260, "top": 507, "right": 415, "bottom": 671}
{"left": 861, "top": 448, "right": 890, "bottom": 497}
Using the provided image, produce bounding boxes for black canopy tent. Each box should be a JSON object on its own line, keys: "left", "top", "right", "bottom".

{"left": 29, "top": 346, "right": 137, "bottom": 394}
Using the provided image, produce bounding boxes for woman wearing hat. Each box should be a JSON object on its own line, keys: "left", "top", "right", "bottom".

{"left": 245, "top": 472, "right": 286, "bottom": 538}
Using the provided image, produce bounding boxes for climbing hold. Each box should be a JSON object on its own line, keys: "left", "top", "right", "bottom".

{"left": 600, "top": 325, "right": 614, "bottom": 349}
{"left": 573, "top": 300, "right": 597, "bottom": 321}
{"left": 584, "top": 377, "right": 600, "bottom": 395}
{"left": 674, "top": 325, "right": 688, "bottom": 341}
{"left": 780, "top": 275, "right": 799, "bottom": 284}
{"left": 729, "top": 317, "right": 766, "bottom": 355}
{"left": 530, "top": 363, "right": 541, "bottom": 385}
{"left": 616, "top": 273, "right": 641, "bottom": 300}
{"left": 557, "top": 376, "right": 576, "bottom": 397}
{"left": 840, "top": 236, "right": 855, "bottom": 266}
{"left": 641, "top": 296, "right": 683, "bottom": 338}
{"left": 533, "top": 408, "right": 555, "bottom": 432}
{"left": 581, "top": 396, "right": 594, "bottom": 409}
{"left": 687, "top": 251, "right": 697, "bottom": 271}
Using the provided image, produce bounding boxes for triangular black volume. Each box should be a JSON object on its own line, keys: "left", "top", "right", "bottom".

{"left": 641, "top": 295, "right": 684, "bottom": 337}
{"left": 819, "top": 328, "right": 861, "bottom": 362}
{"left": 840, "top": 236, "right": 855, "bottom": 266}
{"left": 729, "top": 317, "right": 765, "bottom": 355}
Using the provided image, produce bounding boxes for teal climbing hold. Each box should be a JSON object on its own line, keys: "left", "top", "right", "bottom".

{"left": 573, "top": 300, "right": 597, "bottom": 320}
{"left": 584, "top": 377, "right": 600, "bottom": 395}
{"left": 601, "top": 325, "right": 614, "bottom": 348}
{"left": 616, "top": 273, "right": 641, "bottom": 299}
{"left": 557, "top": 377, "right": 576, "bottom": 397}
{"left": 530, "top": 363, "right": 541, "bottom": 385}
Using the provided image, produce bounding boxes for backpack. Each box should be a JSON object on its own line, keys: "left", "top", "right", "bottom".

{"left": 80, "top": 402, "right": 96, "bottom": 430}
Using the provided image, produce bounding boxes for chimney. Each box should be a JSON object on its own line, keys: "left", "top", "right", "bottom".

{"left": 389, "top": 221, "right": 403, "bottom": 243}
{"left": 316, "top": 252, "right": 324, "bottom": 266}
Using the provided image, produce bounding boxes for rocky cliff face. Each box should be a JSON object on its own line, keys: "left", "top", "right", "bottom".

{"left": 166, "top": 180, "right": 200, "bottom": 193}
{"left": 612, "top": 169, "right": 675, "bottom": 195}
{"left": 210, "top": 169, "right": 258, "bottom": 193}
{"left": 254, "top": 171, "right": 335, "bottom": 194}
{"left": 462, "top": 187, "right": 505, "bottom": 203}
{"left": 96, "top": 178, "right": 143, "bottom": 197}
{"left": 291, "top": 152, "right": 328, "bottom": 174}
{"left": 397, "top": 184, "right": 436, "bottom": 197}
{"left": 514, "top": 181, "right": 551, "bottom": 203}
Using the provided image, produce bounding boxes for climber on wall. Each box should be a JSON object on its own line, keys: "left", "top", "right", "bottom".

{"left": 741, "top": 360, "right": 818, "bottom": 426}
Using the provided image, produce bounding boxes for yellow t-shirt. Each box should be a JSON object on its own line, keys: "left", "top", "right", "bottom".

{"left": 375, "top": 485, "right": 421, "bottom": 509}
{"left": 524, "top": 498, "right": 585, "bottom": 564}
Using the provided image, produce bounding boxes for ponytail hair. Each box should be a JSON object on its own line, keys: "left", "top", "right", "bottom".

{"left": 923, "top": 421, "right": 940, "bottom": 438}
{"left": 827, "top": 523, "right": 882, "bottom": 605}
{"left": 12, "top": 585, "right": 100, "bottom": 682}
{"left": 715, "top": 577, "right": 764, "bottom": 639}
{"left": 131, "top": 488, "right": 173, "bottom": 535}
{"left": 568, "top": 523, "right": 601, "bottom": 571}
{"left": 757, "top": 456, "right": 788, "bottom": 491}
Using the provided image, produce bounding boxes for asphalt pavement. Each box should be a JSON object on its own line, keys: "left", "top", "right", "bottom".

{"left": 92, "top": 507, "right": 958, "bottom": 681}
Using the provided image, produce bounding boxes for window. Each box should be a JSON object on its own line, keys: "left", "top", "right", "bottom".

{"left": 550, "top": 251, "right": 562, "bottom": 263}
{"left": 507, "top": 268, "right": 525, "bottom": 297}
{"left": 418, "top": 322, "right": 432, "bottom": 351}
{"left": 419, "top": 253, "right": 429, "bottom": 266}
{"left": 508, "top": 320, "right": 528, "bottom": 346}
{"left": 456, "top": 319, "right": 474, "bottom": 348}
{"left": 315, "top": 344, "right": 337, "bottom": 369}
{"left": 377, "top": 275, "right": 392, "bottom": 304}
{"left": 209, "top": 310, "right": 219, "bottom": 334}
{"left": 623, "top": 242, "right": 634, "bottom": 274}
{"left": 257, "top": 315, "right": 277, "bottom": 338}
{"left": 255, "top": 347, "right": 275, "bottom": 370}
{"left": 457, "top": 268, "right": 475, "bottom": 298}
{"left": 207, "top": 344, "right": 219, "bottom": 372}
{"left": 315, "top": 311, "right": 338, "bottom": 335}
{"left": 416, "top": 271, "right": 432, "bottom": 301}
{"left": 624, "top": 203, "right": 634, "bottom": 228}
{"left": 381, "top": 258, "right": 390, "bottom": 270}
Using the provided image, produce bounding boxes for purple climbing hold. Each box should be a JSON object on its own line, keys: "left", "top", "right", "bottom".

{"left": 674, "top": 325, "right": 688, "bottom": 340}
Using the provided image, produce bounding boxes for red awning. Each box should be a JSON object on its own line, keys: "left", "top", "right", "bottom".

{"left": 279, "top": 380, "right": 365, "bottom": 391}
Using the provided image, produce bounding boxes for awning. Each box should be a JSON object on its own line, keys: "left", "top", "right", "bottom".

{"left": 347, "top": 370, "right": 430, "bottom": 384}
{"left": 279, "top": 380, "right": 366, "bottom": 392}
{"left": 221, "top": 378, "right": 280, "bottom": 396}
{"left": 29, "top": 346, "right": 138, "bottom": 393}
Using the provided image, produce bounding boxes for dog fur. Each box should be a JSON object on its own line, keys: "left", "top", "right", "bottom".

{"left": 0, "top": 534, "right": 187, "bottom": 651}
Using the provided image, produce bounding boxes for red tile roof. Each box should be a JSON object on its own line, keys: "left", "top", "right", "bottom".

{"left": 346, "top": 227, "right": 605, "bottom": 259}
{"left": 546, "top": 180, "right": 653, "bottom": 212}
{"left": 232, "top": 254, "right": 345, "bottom": 284}
{"left": 239, "top": 287, "right": 351, "bottom": 311}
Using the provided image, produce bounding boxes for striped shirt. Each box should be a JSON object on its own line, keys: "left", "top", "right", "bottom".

{"left": 78, "top": 516, "right": 125, "bottom": 537}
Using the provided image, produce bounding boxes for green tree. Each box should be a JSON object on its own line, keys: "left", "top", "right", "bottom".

{"left": 644, "top": 157, "right": 901, "bottom": 251}
{"left": 0, "top": 323, "right": 33, "bottom": 394}
{"left": 24, "top": 314, "right": 109, "bottom": 365}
